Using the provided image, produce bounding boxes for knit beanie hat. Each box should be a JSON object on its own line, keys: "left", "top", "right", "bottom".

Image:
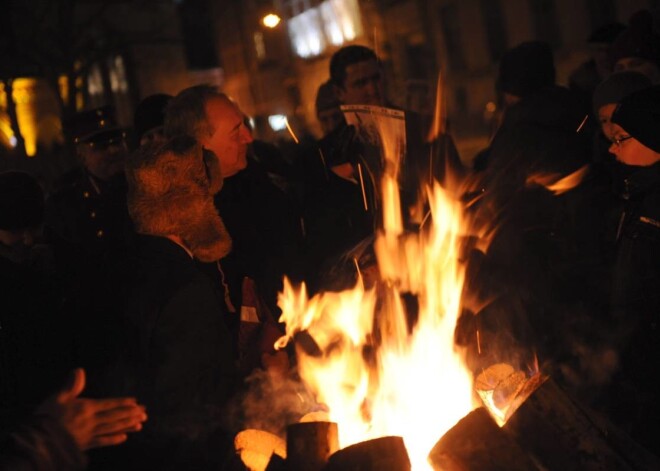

{"left": 125, "top": 135, "right": 232, "bottom": 262}
{"left": 0, "top": 171, "right": 44, "bottom": 231}
{"left": 609, "top": 10, "right": 660, "bottom": 67}
{"left": 592, "top": 71, "right": 653, "bottom": 112}
{"left": 496, "top": 41, "right": 556, "bottom": 98}
{"left": 611, "top": 85, "right": 660, "bottom": 152}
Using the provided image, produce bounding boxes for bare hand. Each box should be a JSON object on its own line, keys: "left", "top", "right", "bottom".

{"left": 38, "top": 368, "right": 148, "bottom": 450}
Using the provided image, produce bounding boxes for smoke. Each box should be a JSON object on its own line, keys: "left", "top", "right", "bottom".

{"left": 228, "top": 367, "right": 319, "bottom": 439}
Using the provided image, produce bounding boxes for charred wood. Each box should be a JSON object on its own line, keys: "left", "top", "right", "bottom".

{"left": 502, "top": 377, "right": 660, "bottom": 471}
{"left": 286, "top": 421, "right": 338, "bottom": 471}
{"left": 428, "top": 407, "right": 538, "bottom": 471}
{"left": 323, "top": 436, "right": 410, "bottom": 471}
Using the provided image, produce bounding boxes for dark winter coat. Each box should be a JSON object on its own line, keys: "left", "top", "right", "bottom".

{"left": 44, "top": 168, "right": 134, "bottom": 269}
{"left": 86, "top": 235, "right": 239, "bottom": 471}
{"left": 604, "top": 161, "right": 660, "bottom": 455}
{"left": 211, "top": 157, "right": 306, "bottom": 316}
{"left": 0, "top": 415, "right": 86, "bottom": 471}
{"left": 459, "top": 86, "right": 612, "bottom": 371}
{"left": 0, "top": 254, "right": 72, "bottom": 427}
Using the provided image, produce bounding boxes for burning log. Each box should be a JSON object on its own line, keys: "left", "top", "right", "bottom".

{"left": 234, "top": 429, "right": 287, "bottom": 471}
{"left": 428, "top": 407, "right": 537, "bottom": 471}
{"left": 502, "top": 376, "right": 660, "bottom": 471}
{"left": 323, "top": 436, "right": 410, "bottom": 471}
{"left": 286, "top": 421, "right": 338, "bottom": 471}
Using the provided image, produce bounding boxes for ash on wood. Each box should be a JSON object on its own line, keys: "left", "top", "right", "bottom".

{"left": 323, "top": 436, "right": 410, "bottom": 471}
{"left": 428, "top": 407, "right": 537, "bottom": 471}
{"left": 502, "top": 376, "right": 660, "bottom": 471}
{"left": 286, "top": 421, "right": 338, "bottom": 471}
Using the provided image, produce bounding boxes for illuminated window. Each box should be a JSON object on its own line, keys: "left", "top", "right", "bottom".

{"left": 87, "top": 64, "right": 103, "bottom": 97}
{"left": 286, "top": 0, "right": 363, "bottom": 58}
{"left": 110, "top": 56, "right": 128, "bottom": 93}
{"left": 254, "top": 31, "right": 266, "bottom": 60}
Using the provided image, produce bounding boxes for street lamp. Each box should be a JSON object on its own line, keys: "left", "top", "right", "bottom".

{"left": 262, "top": 13, "right": 281, "bottom": 28}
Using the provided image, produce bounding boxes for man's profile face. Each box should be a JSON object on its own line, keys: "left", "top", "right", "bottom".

{"left": 336, "top": 59, "right": 385, "bottom": 106}
{"left": 201, "top": 95, "right": 253, "bottom": 178}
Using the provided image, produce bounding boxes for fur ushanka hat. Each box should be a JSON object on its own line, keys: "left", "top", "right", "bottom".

{"left": 125, "top": 135, "right": 231, "bottom": 262}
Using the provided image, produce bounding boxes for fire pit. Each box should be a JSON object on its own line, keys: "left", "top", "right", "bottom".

{"left": 233, "top": 130, "right": 658, "bottom": 470}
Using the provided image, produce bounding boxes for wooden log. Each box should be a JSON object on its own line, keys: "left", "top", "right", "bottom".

{"left": 265, "top": 453, "right": 287, "bottom": 471}
{"left": 286, "top": 421, "right": 338, "bottom": 471}
{"left": 234, "top": 429, "right": 287, "bottom": 471}
{"left": 428, "top": 407, "right": 538, "bottom": 471}
{"left": 323, "top": 436, "right": 410, "bottom": 471}
{"left": 502, "top": 376, "right": 660, "bottom": 471}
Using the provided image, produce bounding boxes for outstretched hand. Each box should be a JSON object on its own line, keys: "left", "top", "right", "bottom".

{"left": 37, "top": 368, "right": 148, "bottom": 450}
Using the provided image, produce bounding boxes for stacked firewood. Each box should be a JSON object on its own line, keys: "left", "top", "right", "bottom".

{"left": 235, "top": 363, "right": 660, "bottom": 471}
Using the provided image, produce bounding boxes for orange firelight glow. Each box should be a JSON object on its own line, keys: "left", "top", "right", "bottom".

{"left": 525, "top": 164, "right": 589, "bottom": 195}
{"left": 276, "top": 164, "right": 478, "bottom": 468}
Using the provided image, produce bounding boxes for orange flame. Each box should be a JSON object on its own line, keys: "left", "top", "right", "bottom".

{"left": 525, "top": 165, "right": 589, "bottom": 195}
{"left": 277, "top": 173, "right": 477, "bottom": 469}
{"left": 426, "top": 72, "right": 447, "bottom": 143}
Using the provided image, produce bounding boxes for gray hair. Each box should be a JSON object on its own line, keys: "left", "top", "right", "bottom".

{"left": 164, "top": 84, "right": 228, "bottom": 139}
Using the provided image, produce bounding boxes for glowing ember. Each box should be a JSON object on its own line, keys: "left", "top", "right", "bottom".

{"left": 277, "top": 167, "right": 477, "bottom": 469}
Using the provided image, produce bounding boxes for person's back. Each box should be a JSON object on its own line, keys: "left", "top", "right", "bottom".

{"left": 86, "top": 137, "right": 240, "bottom": 470}
{"left": 462, "top": 84, "right": 616, "bottom": 383}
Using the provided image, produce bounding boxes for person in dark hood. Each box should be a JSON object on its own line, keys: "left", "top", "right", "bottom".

{"left": 473, "top": 40, "right": 558, "bottom": 172}
{"left": 609, "top": 9, "right": 660, "bottom": 84}
{"left": 568, "top": 22, "right": 626, "bottom": 108}
{"left": 598, "top": 85, "right": 660, "bottom": 456}
{"left": 459, "top": 42, "right": 618, "bottom": 390}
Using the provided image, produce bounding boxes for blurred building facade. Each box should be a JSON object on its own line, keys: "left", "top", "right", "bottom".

{"left": 204, "top": 0, "right": 656, "bottom": 161}
{"left": 1, "top": 0, "right": 656, "bottom": 162}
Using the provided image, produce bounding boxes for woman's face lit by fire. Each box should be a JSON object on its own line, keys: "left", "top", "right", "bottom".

{"left": 598, "top": 103, "right": 617, "bottom": 141}
{"left": 608, "top": 122, "right": 660, "bottom": 167}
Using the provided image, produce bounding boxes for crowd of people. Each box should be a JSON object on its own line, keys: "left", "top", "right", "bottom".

{"left": 1, "top": 7, "right": 659, "bottom": 468}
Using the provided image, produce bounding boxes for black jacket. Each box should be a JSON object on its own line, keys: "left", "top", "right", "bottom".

{"left": 45, "top": 168, "right": 134, "bottom": 269}
{"left": 87, "top": 235, "right": 239, "bottom": 471}
{"left": 212, "top": 158, "right": 305, "bottom": 316}
{"left": 605, "top": 162, "right": 660, "bottom": 455}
